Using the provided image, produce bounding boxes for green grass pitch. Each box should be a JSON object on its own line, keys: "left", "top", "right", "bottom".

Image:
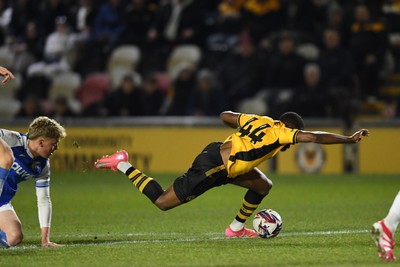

{"left": 0, "top": 171, "right": 399, "bottom": 266}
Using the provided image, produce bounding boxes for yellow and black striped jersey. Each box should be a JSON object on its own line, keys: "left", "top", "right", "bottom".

{"left": 224, "top": 113, "right": 299, "bottom": 177}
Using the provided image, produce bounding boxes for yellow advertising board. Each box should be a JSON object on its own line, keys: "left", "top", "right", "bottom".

{"left": 275, "top": 127, "right": 344, "bottom": 174}
{"left": 6, "top": 120, "right": 400, "bottom": 174}
{"left": 3, "top": 124, "right": 345, "bottom": 174}
{"left": 53, "top": 126, "right": 239, "bottom": 173}
{"left": 358, "top": 127, "right": 400, "bottom": 173}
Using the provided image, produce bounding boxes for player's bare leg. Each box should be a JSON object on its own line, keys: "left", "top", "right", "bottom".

{"left": 0, "top": 210, "right": 23, "bottom": 246}
{"left": 225, "top": 168, "right": 272, "bottom": 238}
{"left": 230, "top": 168, "right": 273, "bottom": 196}
{"left": 153, "top": 184, "right": 182, "bottom": 210}
{"left": 95, "top": 150, "right": 183, "bottom": 211}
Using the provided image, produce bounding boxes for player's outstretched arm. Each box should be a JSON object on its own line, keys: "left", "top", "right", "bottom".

{"left": 296, "top": 129, "right": 369, "bottom": 144}
{"left": 0, "top": 66, "right": 15, "bottom": 84}
{"left": 220, "top": 111, "right": 240, "bottom": 128}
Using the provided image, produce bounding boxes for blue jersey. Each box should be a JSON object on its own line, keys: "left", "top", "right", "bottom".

{"left": 0, "top": 129, "right": 50, "bottom": 206}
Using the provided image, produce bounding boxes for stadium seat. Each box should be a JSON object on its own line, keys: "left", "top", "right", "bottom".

{"left": 17, "top": 73, "right": 52, "bottom": 100}
{"left": 296, "top": 43, "right": 320, "bottom": 60}
{"left": 77, "top": 73, "right": 111, "bottom": 108}
{"left": 0, "top": 73, "right": 21, "bottom": 99}
{"left": 0, "top": 45, "right": 14, "bottom": 69}
{"left": 153, "top": 72, "right": 171, "bottom": 92}
{"left": 49, "top": 71, "right": 82, "bottom": 101}
{"left": 237, "top": 97, "right": 268, "bottom": 115}
{"left": 167, "top": 45, "right": 202, "bottom": 77}
{"left": 26, "top": 58, "right": 71, "bottom": 78}
{"left": 0, "top": 97, "right": 21, "bottom": 119}
{"left": 108, "top": 66, "right": 142, "bottom": 89}
{"left": 107, "top": 45, "right": 141, "bottom": 72}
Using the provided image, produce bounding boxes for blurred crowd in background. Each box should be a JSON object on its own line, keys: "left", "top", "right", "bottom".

{"left": 1, "top": 0, "right": 400, "bottom": 128}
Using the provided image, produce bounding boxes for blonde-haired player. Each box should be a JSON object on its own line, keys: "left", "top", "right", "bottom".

{"left": 0, "top": 116, "right": 66, "bottom": 247}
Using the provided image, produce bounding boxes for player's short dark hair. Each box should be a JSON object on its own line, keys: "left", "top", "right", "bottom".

{"left": 279, "top": 112, "right": 304, "bottom": 130}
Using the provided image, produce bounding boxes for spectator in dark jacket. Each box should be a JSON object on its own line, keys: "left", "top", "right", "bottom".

{"left": 141, "top": 74, "right": 166, "bottom": 116}
{"left": 349, "top": 4, "right": 390, "bottom": 98}
{"left": 165, "top": 62, "right": 196, "bottom": 116}
{"left": 319, "top": 28, "right": 355, "bottom": 90}
{"left": 217, "top": 31, "right": 265, "bottom": 110}
{"left": 189, "top": 69, "right": 226, "bottom": 116}
{"left": 265, "top": 34, "right": 305, "bottom": 89}
{"left": 104, "top": 74, "right": 144, "bottom": 116}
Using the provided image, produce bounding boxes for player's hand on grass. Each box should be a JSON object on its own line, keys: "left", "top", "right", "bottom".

{"left": 351, "top": 129, "right": 369, "bottom": 143}
{"left": 0, "top": 66, "right": 15, "bottom": 84}
{"left": 42, "top": 241, "right": 64, "bottom": 247}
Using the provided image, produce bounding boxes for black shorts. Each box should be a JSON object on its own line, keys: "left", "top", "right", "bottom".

{"left": 173, "top": 142, "right": 229, "bottom": 203}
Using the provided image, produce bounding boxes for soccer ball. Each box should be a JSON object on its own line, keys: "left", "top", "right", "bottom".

{"left": 252, "top": 209, "right": 283, "bottom": 238}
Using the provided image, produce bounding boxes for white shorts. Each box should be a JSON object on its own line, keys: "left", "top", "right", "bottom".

{"left": 0, "top": 203, "right": 14, "bottom": 213}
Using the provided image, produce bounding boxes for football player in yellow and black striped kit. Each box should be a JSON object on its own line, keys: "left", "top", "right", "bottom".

{"left": 95, "top": 111, "right": 369, "bottom": 237}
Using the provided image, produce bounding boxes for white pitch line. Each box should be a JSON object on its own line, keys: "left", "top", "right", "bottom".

{"left": 2, "top": 229, "right": 370, "bottom": 251}
{"left": 280, "top": 229, "right": 369, "bottom": 237}
{"left": 50, "top": 229, "right": 369, "bottom": 239}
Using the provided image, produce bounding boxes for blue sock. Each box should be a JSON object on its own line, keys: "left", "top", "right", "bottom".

{"left": 0, "top": 167, "right": 9, "bottom": 181}
{"left": 0, "top": 231, "right": 8, "bottom": 247}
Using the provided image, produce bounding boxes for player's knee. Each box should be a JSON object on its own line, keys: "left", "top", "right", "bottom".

{"left": 157, "top": 205, "right": 171, "bottom": 211}
{"left": 6, "top": 230, "right": 23, "bottom": 246}
{"left": 259, "top": 177, "right": 273, "bottom": 196}
{"left": 152, "top": 187, "right": 182, "bottom": 211}
{"left": 153, "top": 197, "right": 173, "bottom": 211}
{"left": 267, "top": 179, "right": 273, "bottom": 190}
{"left": 154, "top": 202, "right": 172, "bottom": 211}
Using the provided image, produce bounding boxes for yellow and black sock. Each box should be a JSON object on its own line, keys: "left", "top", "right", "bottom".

{"left": 235, "top": 190, "right": 265, "bottom": 223}
{"left": 125, "top": 167, "right": 164, "bottom": 203}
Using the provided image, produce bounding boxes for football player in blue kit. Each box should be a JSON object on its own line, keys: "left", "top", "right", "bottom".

{"left": 0, "top": 117, "right": 66, "bottom": 247}
{"left": 0, "top": 66, "right": 67, "bottom": 247}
